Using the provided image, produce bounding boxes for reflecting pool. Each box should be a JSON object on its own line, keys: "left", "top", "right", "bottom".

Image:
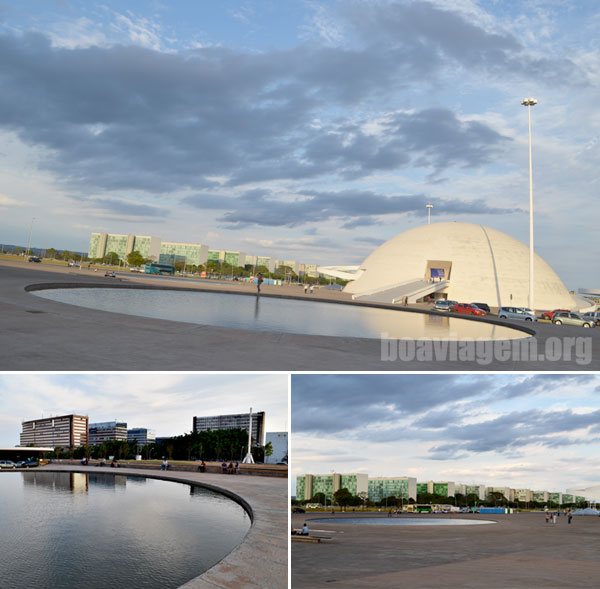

{"left": 312, "top": 517, "right": 496, "bottom": 526}
{"left": 0, "top": 471, "right": 250, "bottom": 589}
{"left": 32, "top": 288, "right": 528, "bottom": 341}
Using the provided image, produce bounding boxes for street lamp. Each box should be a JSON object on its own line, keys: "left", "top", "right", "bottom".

{"left": 521, "top": 97, "right": 538, "bottom": 311}
{"left": 25, "top": 217, "right": 36, "bottom": 256}
{"left": 426, "top": 203, "right": 433, "bottom": 225}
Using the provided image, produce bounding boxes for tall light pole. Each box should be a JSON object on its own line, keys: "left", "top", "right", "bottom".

{"left": 242, "top": 407, "right": 255, "bottom": 464}
{"left": 426, "top": 203, "right": 433, "bottom": 225}
{"left": 25, "top": 217, "right": 36, "bottom": 257}
{"left": 521, "top": 97, "right": 537, "bottom": 311}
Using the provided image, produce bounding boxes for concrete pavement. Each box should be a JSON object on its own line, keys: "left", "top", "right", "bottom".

{"left": 41, "top": 464, "right": 287, "bottom": 589}
{"left": 1, "top": 261, "right": 597, "bottom": 370}
{"left": 292, "top": 512, "right": 600, "bottom": 588}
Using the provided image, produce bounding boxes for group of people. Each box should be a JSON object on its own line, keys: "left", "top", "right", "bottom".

{"left": 303, "top": 284, "right": 315, "bottom": 294}
{"left": 545, "top": 509, "right": 574, "bottom": 524}
{"left": 221, "top": 461, "right": 240, "bottom": 474}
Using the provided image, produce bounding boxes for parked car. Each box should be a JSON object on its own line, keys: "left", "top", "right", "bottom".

{"left": 451, "top": 303, "right": 487, "bottom": 316}
{"left": 540, "top": 308, "right": 570, "bottom": 321}
{"left": 552, "top": 312, "right": 594, "bottom": 328}
{"left": 15, "top": 459, "right": 39, "bottom": 468}
{"left": 498, "top": 307, "right": 537, "bottom": 322}
{"left": 0, "top": 460, "right": 16, "bottom": 469}
{"left": 434, "top": 299, "right": 458, "bottom": 312}
{"left": 582, "top": 312, "right": 600, "bottom": 327}
{"left": 292, "top": 507, "right": 306, "bottom": 514}
{"left": 28, "top": 256, "right": 42, "bottom": 263}
{"left": 471, "top": 302, "right": 491, "bottom": 313}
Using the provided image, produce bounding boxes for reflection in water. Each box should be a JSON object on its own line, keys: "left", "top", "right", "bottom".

{"left": 254, "top": 294, "right": 261, "bottom": 319}
{"left": 33, "top": 288, "right": 529, "bottom": 341}
{"left": 314, "top": 517, "right": 496, "bottom": 526}
{"left": 0, "top": 471, "right": 250, "bottom": 589}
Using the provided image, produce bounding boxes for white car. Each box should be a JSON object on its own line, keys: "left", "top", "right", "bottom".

{"left": 0, "top": 460, "right": 16, "bottom": 469}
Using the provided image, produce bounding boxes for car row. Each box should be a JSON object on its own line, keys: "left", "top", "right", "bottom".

{"left": 0, "top": 459, "right": 39, "bottom": 469}
{"left": 433, "top": 300, "right": 597, "bottom": 328}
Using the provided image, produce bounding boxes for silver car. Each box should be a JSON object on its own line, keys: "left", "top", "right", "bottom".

{"left": 434, "top": 299, "right": 458, "bottom": 312}
{"left": 582, "top": 312, "right": 600, "bottom": 327}
{"left": 498, "top": 307, "right": 537, "bottom": 322}
{"left": 553, "top": 312, "right": 595, "bottom": 328}
{"left": 0, "top": 460, "right": 16, "bottom": 469}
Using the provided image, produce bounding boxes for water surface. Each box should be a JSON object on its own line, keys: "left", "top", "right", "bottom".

{"left": 32, "top": 288, "right": 528, "bottom": 341}
{"left": 0, "top": 471, "right": 250, "bottom": 589}
{"left": 312, "top": 517, "right": 496, "bottom": 526}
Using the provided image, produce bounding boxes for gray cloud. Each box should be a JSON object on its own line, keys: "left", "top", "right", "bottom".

{"left": 184, "top": 187, "right": 519, "bottom": 228}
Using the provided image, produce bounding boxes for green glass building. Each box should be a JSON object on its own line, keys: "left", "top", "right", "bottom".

{"left": 368, "top": 477, "right": 417, "bottom": 502}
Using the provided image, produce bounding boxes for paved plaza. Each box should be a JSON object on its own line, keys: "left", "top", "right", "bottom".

{"left": 40, "top": 464, "right": 287, "bottom": 589}
{"left": 1, "top": 261, "right": 598, "bottom": 370}
{"left": 292, "top": 512, "right": 600, "bottom": 588}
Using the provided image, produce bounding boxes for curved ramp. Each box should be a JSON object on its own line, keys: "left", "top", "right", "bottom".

{"left": 353, "top": 279, "right": 449, "bottom": 304}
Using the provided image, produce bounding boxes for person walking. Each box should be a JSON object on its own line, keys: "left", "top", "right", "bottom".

{"left": 256, "top": 273, "right": 264, "bottom": 294}
{"left": 552, "top": 512, "right": 557, "bottom": 524}
{"left": 545, "top": 511, "right": 550, "bottom": 524}
{"left": 568, "top": 510, "right": 573, "bottom": 525}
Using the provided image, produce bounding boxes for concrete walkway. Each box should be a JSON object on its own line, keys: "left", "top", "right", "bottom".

{"left": 1, "top": 262, "right": 597, "bottom": 370}
{"left": 42, "top": 464, "right": 287, "bottom": 589}
{"left": 292, "top": 512, "right": 600, "bottom": 588}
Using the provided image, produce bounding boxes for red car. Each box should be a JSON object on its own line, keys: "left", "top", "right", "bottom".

{"left": 451, "top": 303, "right": 487, "bottom": 316}
{"left": 540, "top": 309, "right": 570, "bottom": 321}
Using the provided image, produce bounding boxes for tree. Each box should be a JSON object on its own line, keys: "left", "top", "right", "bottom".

{"left": 46, "top": 248, "right": 57, "bottom": 259}
{"left": 311, "top": 492, "right": 327, "bottom": 505}
{"left": 333, "top": 488, "right": 353, "bottom": 510}
{"left": 126, "top": 250, "right": 146, "bottom": 267}
{"left": 264, "top": 441, "right": 273, "bottom": 461}
{"left": 103, "top": 252, "right": 120, "bottom": 265}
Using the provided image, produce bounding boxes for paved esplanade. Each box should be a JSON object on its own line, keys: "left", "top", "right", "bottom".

{"left": 42, "top": 465, "right": 287, "bottom": 589}
{"left": 292, "top": 512, "right": 600, "bottom": 588}
{"left": 1, "top": 262, "right": 598, "bottom": 370}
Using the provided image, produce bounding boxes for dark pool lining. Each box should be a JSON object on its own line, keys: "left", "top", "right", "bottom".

{"left": 24, "top": 282, "right": 536, "bottom": 338}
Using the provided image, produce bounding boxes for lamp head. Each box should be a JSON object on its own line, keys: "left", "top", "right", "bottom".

{"left": 521, "top": 98, "right": 538, "bottom": 106}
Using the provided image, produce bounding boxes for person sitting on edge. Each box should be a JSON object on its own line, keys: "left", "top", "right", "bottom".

{"left": 161, "top": 458, "right": 169, "bottom": 471}
{"left": 198, "top": 460, "right": 206, "bottom": 473}
{"left": 301, "top": 523, "right": 310, "bottom": 536}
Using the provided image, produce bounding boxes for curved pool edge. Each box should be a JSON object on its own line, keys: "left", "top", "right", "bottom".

{"left": 36, "top": 465, "right": 287, "bottom": 589}
{"left": 24, "top": 281, "right": 536, "bottom": 339}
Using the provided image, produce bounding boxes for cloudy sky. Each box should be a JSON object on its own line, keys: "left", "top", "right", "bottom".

{"left": 0, "top": 373, "right": 288, "bottom": 445}
{"left": 292, "top": 374, "right": 600, "bottom": 493}
{"left": 0, "top": 1, "right": 598, "bottom": 287}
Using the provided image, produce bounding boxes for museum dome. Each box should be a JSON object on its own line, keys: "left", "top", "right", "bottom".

{"left": 344, "top": 222, "right": 580, "bottom": 311}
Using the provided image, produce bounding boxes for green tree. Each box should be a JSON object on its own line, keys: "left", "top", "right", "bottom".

{"left": 46, "top": 247, "right": 57, "bottom": 259}
{"left": 126, "top": 250, "right": 146, "bottom": 267}
{"left": 333, "top": 488, "right": 353, "bottom": 510}
{"left": 264, "top": 441, "right": 273, "bottom": 461}
{"left": 103, "top": 252, "right": 120, "bottom": 265}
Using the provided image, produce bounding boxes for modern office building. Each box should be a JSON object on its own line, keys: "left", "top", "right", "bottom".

{"left": 514, "top": 489, "right": 533, "bottom": 503}
{"left": 264, "top": 432, "right": 288, "bottom": 464}
{"left": 487, "top": 487, "right": 515, "bottom": 502}
{"left": 455, "top": 484, "right": 487, "bottom": 501}
{"left": 127, "top": 428, "right": 156, "bottom": 446}
{"left": 417, "top": 480, "right": 456, "bottom": 497}
{"left": 207, "top": 250, "right": 247, "bottom": 267}
{"left": 159, "top": 242, "right": 208, "bottom": 266}
{"left": 193, "top": 411, "right": 265, "bottom": 446}
{"left": 88, "top": 421, "right": 128, "bottom": 445}
{"left": 532, "top": 490, "right": 549, "bottom": 503}
{"left": 89, "top": 233, "right": 161, "bottom": 261}
{"left": 548, "top": 492, "right": 562, "bottom": 505}
{"left": 368, "top": 477, "right": 417, "bottom": 502}
{"left": 20, "top": 414, "right": 88, "bottom": 449}
{"left": 295, "top": 473, "right": 368, "bottom": 502}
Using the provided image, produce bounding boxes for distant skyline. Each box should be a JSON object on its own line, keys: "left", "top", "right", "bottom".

{"left": 292, "top": 374, "right": 600, "bottom": 492}
{"left": 0, "top": 1, "right": 599, "bottom": 286}
{"left": 0, "top": 373, "right": 288, "bottom": 446}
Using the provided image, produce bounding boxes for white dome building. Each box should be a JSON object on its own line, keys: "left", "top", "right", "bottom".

{"left": 344, "top": 222, "right": 585, "bottom": 311}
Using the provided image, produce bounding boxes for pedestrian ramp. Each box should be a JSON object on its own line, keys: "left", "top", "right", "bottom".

{"left": 352, "top": 279, "right": 449, "bottom": 304}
